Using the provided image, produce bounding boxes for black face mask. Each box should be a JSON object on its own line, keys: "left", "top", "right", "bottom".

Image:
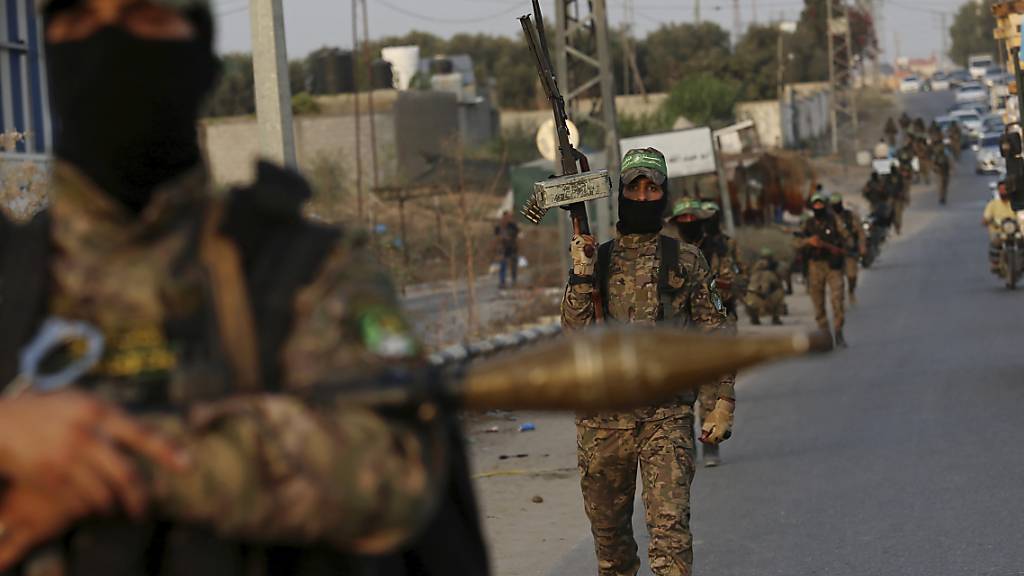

{"left": 676, "top": 222, "right": 705, "bottom": 244}
{"left": 813, "top": 207, "right": 828, "bottom": 219}
{"left": 617, "top": 194, "right": 666, "bottom": 235}
{"left": 46, "top": 27, "right": 218, "bottom": 212}
{"left": 704, "top": 217, "right": 721, "bottom": 237}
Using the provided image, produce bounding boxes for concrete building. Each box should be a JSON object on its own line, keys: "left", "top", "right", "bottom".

{"left": 1, "top": 0, "right": 52, "bottom": 155}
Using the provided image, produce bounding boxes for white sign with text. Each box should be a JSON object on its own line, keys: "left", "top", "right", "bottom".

{"left": 620, "top": 127, "right": 717, "bottom": 178}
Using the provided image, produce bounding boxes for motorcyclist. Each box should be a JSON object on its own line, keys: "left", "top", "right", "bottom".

{"left": 983, "top": 180, "right": 1018, "bottom": 275}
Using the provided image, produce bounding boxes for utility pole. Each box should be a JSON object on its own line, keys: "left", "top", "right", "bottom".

{"left": 733, "top": 0, "right": 742, "bottom": 47}
{"left": 351, "top": 0, "right": 364, "bottom": 221}
{"left": 249, "top": 0, "right": 296, "bottom": 167}
{"left": 827, "top": 0, "right": 860, "bottom": 159}
{"left": 695, "top": 0, "right": 701, "bottom": 23}
{"left": 555, "top": 0, "right": 620, "bottom": 241}
{"left": 752, "top": 0, "right": 758, "bottom": 25}
{"left": 361, "top": 0, "right": 378, "bottom": 191}
{"left": 940, "top": 12, "right": 948, "bottom": 69}
{"left": 620, "top": 0, "right": 647, "bottom": 100}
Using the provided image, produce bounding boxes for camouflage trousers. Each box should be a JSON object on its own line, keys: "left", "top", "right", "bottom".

{"left": 892, "top": 200, "right": 906, "bottom": 234}
{"left": 807, "top": 260, "right": 845, "bottom": 332}
{"left": 938, "top": 173, "right": 950, "bottom": 204}
{"left": 844, "top": 256, "right": 859, "bottom": 297}
{"left": 745, "top": 290, "right": 785, "bottom": 322}
{"left": 577, "top": 415, "right": 697, "bottom": 576}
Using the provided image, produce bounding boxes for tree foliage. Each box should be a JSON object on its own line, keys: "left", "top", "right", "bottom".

{"left": 204, "top": 0, "right": 879, "bottom": 120}
{"left": 642, "top": 23, "right": 732, "bottom": 92}
{"left": 662, "top": 74, "right": 741, "bottom": 127}
{"left": 949, "top": 0, "right": 998, "bottom": 67}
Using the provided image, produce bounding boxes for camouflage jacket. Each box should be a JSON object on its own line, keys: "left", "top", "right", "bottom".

{"left": 748, "top": 258, "right": 783, "bottom": 297}
{"left": 39, "top": 163, "right": 440, "bottom": 554}
{"left": 561, "top": 232, "right": 734, "bottom": 429}
{"left": 700, "top": 233, "right": 742, "bottom": 307}
{"left": 800, "top": 213, "right": 852, "bottom": 265}
{"left": 836, "top": 207, "right": 866, "bottom": 255}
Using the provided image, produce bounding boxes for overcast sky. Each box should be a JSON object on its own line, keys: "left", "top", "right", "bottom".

{"left": 213, "top": 0, "right": 970, "bottom": 62}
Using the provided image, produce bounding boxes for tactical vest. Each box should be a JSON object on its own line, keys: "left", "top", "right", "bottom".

{"left": 0, "top": 163, "right": 488, "bottom": 576}
{"left": 595, "top": 235, "right": 683, "bottom": 323}
{"left": 804, "top": 215, "right": 845, "bottom": 269}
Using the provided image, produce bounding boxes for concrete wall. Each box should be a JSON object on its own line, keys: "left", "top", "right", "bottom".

{"left": 500, "top": 93, "right": 670, "bottom": 136}
{"left": 736, "top": 101, "right": 785, "bottom": 149}
{"left": 201, "top": 112, "right": 397, "bottom": 188}
{"left": 735, "top": 89, "right": 831, "bottom": 150}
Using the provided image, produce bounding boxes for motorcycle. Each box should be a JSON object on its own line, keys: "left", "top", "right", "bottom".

{"left": 996, "top": 217, "right": 1024, "bottom": 289}
{"left": 861, "top": 206, "right": 890, "bottom": 269}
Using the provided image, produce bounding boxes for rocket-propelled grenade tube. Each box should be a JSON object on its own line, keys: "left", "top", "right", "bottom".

{"left": 459, "top": 328, "right": 826, "bottom": 412}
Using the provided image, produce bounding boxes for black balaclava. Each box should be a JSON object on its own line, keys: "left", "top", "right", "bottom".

{"left": 813, "top": 203, "right": 828, "bottom": 219}
{"left": 45, "top": 6, "right": 219, "bottom": 212}
{"left": 617, "top": 180, "right": 668, "bottom": 235}
{"left": 676, "top": 220, "right": 705, "bottom": 244}
{"left": 704, "top": 213, "right": 721, "bottom": 237}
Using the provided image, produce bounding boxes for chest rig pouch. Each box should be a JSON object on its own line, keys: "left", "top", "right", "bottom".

{"left": 596, "top": 235, "right": 683, "bottom": 323}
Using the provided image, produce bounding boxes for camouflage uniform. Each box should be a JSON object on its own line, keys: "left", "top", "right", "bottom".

{"left": 744, "top": 256, "right": 786, "bottom": 325}
{"left": 9, "top": 162, "right": 447, "bottom": 570}
{"left": 933, "top": 143, "right": 951, "bottom": 204}
{"left": 832, "top": 200, "right": 866, "bottom": 301}
{"left": 913, "top": 137, "right": 932, "bottom": 185}
{"left": 562, "top": 233, "right": 731, "bottom": 576}
{"left": 948, "top": 123, "right": 962, "bottom": 161}
{"left": 800, "top": 209, "right": 852, "bottom": 335}
{"left": 884, "top": 118, "right": 899, "bottom": 147}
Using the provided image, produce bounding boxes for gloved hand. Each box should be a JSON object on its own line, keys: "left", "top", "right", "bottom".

{"left": 700, "top": 398, "right": 735, "bottom": 445}
{"left": 571, "top": 234, "right": 597, "bottom": 276}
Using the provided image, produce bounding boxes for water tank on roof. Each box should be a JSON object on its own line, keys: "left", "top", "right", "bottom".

{"left": 371, "top": 60, "right": 394, "bottom": 90}
{"left": 381, "top": 45, "right": 420, "bottom": 91}
{"left": 308, "top": 49, "right": 355, "bottom": 94}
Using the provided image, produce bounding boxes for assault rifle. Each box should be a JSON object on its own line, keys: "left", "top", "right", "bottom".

{"left": 519, "top": 0, "right": 610, "bottom": 321}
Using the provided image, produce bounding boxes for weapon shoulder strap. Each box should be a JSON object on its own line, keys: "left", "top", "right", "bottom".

{"left": 596, "top": 239, "right": 615, "bottom": 320}
{"left": 0, "top": 211, "right": 51, "bottom": 387}
{"left": 658, "top": 235, "right": 680, "bottom": 322}
{"left": 200, "top": 199, "right": 263, "bottom": 392}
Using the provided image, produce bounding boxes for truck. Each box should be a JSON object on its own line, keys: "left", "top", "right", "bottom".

{"left": 969, "top": 53, "right": 995, "bottom": 79}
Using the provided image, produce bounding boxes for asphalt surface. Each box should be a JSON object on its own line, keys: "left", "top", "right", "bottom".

{"left": 551, "top": 90, "right": 1024, "bottom": 575}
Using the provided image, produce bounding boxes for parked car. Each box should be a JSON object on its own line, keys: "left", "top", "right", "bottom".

{"left": 951, "top": 101, "right": 988, "bottom": 115}
{"left": 983, "top": 68, "right": 1009, "bottom": 88}
{"left": 948, "top": 69, "right": 972, "bottom": 88}
{"left": 956, "top": 83, "right": 989, "bottom": 105}
{"left": 951, "top": 109, "right": 984, "bottom": 139}
{"left": 983, "top": 113, "right": 1005, "bottom": 135}
{"left": 975, "top": 132, "right": 1007, "bottom": 174}
{"left": 899, "top": 76, "right": 923, "bottom": 94}
{"left": 929, "top": 73, "right": 951, "bottom": 92}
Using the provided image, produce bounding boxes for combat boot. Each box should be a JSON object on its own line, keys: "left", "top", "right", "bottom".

{"left": 703, "top": 443, "right": 721, "bottom": 467}
{"left": 834, "top": 329, "right": 848, "bottom": 348}
{"left": 750, "top": 314, "right": 761, "bottom": 325}
{"left": 771, "top": 315, "right": 783, "bottom": 326}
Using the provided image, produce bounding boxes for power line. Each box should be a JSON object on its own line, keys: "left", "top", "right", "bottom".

{"left": 375, "top": 0, "right": 524, "bottom": 24}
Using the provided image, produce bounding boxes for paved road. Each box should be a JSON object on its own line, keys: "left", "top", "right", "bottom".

{"left": 552, "top": 91, "right": 1024, "bottom": 575}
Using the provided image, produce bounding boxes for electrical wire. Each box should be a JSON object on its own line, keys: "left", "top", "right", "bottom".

{"left": 376, "top": 0, "right": 526, "bottom": 24}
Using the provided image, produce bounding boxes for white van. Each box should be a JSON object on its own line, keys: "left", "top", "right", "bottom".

{"left": 969, "top": 54, "right": 994, "bottom": 79}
